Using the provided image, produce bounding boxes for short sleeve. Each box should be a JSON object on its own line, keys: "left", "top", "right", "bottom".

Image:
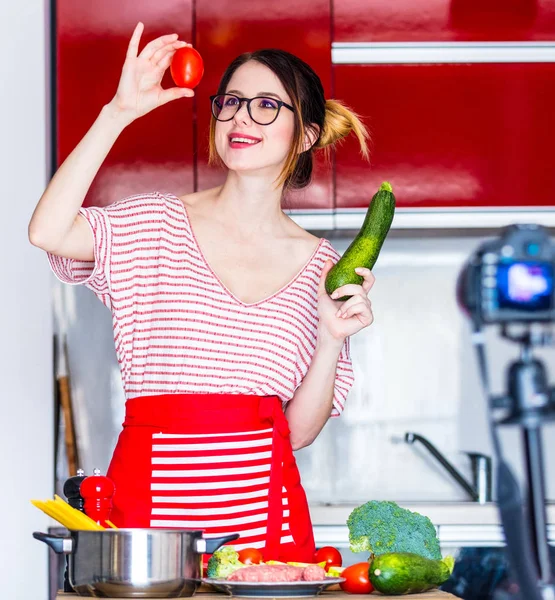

{"left": 47, "top": 192, "right": 164, "bottom": 309}
{"left": 331, "top": 335, "right": 355, "bottom": 416}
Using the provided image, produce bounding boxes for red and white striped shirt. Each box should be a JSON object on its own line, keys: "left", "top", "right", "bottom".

{"left": 48, "top": 192, "right": 354, "bottom": 416}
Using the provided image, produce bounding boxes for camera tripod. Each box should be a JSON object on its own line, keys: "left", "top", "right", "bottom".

{"left": 473, "top": 325, "right": 555, "bottom": 600}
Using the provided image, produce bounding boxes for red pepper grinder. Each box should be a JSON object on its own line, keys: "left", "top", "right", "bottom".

{"left": 80, "top": 468, "right": 116, "bottom": 527}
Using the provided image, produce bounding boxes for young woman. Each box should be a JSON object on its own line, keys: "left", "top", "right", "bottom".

{"left": 29, "top": 23, "right": 374, "bottom": 562}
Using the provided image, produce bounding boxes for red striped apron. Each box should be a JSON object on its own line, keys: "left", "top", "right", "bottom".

{"left": 106, "top": 393, "right": 316, "bottom": 562}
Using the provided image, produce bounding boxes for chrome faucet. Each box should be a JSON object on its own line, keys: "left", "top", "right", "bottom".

{"left": 404, "top": 432, "right": 492, "bottom": 503}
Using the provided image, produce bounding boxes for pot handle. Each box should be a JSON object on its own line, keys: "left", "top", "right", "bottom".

{"left": 33, "top": 532, "right": 73, "bottom": 554}
{"left": 199, "top": 533, "right": 240, "bottom": 555}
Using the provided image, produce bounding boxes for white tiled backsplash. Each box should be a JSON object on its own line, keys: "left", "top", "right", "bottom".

{"left": 56, "top": 233, "right": 555, "bottom": 504}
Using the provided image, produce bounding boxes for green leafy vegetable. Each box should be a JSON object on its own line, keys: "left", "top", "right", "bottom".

{"left": 347, "top": 500, "right": 442, "bottom": 560}
{"left": 206, "top": 546, "right": 246, "bottom": 579}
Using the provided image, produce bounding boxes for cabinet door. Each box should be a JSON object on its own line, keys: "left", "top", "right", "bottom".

{"left": 334, "top": 63, "right": 555, "bottom": 218}
{"left": 334, "top": 0, "right": 555, "bottom": 42}
{"left": 194, "top": 1, "right": 332, "bottom": 212}
{"left": 56, "top": 0, "right": 194, "bottom": 207}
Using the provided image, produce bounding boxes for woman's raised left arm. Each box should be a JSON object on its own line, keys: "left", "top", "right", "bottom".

{"left": 286, "top": 260, "right": 375, "bottom": 449}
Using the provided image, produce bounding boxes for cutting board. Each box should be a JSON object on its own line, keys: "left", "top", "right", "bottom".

{"left": 56, "top": 589, "right": 460, "bottom": 599}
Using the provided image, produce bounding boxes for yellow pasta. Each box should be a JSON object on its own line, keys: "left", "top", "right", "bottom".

{"left": 52, "top": 495, "right": 102, "bottom": 529}
{"left": 31, "top": 496, "right": 105, "bottom": 531}
{"left": 44, "top": 501, "right": 82, "bottom": 529}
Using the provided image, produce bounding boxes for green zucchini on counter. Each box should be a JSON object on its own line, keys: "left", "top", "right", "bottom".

{"left": 370, "top": 552, "right": 455, "bottom": 595}
{"left": 325, "top": 181, "right": 396, "bottom": 301}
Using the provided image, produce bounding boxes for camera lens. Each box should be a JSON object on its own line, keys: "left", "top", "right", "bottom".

{"left": 526, "top": 242, "right": 541, "bottom": 256}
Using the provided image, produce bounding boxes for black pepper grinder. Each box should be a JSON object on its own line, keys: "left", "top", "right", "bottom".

{"left": 62, "top": 468, "right": 86, "bottom": 593}
{"left": 64, "top": 468, "right": 86, "bottom": 510}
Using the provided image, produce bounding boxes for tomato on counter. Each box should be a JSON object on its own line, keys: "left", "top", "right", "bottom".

{"left": 238, "top": 547, "right": 264, "bottom": 565}
{"left": 339, "top": 562, "right": 373, "bottom": 594}
{"left": 314, "top": 546, "right": 342, "bottom": 571}
{"left": 170, "top": 46, "right": 204, "bottom": 88}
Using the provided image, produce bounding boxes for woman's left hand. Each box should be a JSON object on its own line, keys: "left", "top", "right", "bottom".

{"left": 317, "top": 259, "right": 375, "bottom": 343}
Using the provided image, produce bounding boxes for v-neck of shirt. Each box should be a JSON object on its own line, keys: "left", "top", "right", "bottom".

{"left": 170, "top": 194, "right": 324, "bottom": 308}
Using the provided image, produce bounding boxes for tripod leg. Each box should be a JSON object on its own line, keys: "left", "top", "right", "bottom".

{"left": 496, "top": 459, "right": 543, "bottom": 600}
{"left": 523, "top": 426, "right": 552, "bottom": 585}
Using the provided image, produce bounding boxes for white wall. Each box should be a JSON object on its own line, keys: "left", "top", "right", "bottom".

{"left": 0, "top": 0, "right": 53, "bottom": 596}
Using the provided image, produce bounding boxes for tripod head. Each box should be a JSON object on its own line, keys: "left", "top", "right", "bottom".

{"left": 492, "top": 325, "right": 555, "bottom": 428}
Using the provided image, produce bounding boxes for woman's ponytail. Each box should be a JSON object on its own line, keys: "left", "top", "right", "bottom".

{"left": 316, "top": 99, "right": 370, "bottom": 160}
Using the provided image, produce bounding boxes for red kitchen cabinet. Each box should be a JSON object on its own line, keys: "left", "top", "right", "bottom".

{"left": 334, "top": 0, "right": 555, "bottom": 42}
{"left": 334, "top": 63, "right": 555, "bottom": 212}
{"left": 56, "top": 0, "right": 194, "bottom": 207}
{"left": 194, "top": 1, "right": 333, "bottom": 211}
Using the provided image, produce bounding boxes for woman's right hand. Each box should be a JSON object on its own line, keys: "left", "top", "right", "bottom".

{"left": 107, "top": 22, "right": 195, "bottom": 124}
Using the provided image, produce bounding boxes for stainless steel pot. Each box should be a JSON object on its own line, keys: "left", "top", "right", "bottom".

{"left": 33, "top": 529, "right": 238, "bottom": 598}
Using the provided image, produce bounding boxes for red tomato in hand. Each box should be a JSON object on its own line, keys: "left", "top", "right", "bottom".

{"left": 170, "top": 47, "right": 204, "bottom": 89}
{"left": 237, "top": 548, "right": 263, "bottom": 565}
{"left": 339, "top": 562, "right": 373, "bottom": 594}
{"left": 314, "top": 546, "right": 342, "bottom": 571}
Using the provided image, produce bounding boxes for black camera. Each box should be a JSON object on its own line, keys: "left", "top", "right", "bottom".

{"left": 457, "top": 224, "right": 555, "bottom": 325}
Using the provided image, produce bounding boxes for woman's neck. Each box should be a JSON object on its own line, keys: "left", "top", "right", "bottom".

{"left": 213, "top": 170, "right": 290, "bottom": 238}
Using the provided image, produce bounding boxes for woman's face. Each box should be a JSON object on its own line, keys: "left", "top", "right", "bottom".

{"left": 214, "top": 61, "right": 295, "bottom": 179}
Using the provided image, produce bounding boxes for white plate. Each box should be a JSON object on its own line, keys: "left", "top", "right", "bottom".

{"left": 202, "top": 577, "right": 345, "bottom": 598}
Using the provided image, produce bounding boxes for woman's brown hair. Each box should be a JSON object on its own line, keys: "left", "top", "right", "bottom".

{"left": 208, "top": 49, "right": 370, "bottom": 191}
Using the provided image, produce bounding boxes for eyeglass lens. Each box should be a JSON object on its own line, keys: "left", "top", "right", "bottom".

{"left": 212, "top": 95, "right": 280, "bottom": 125}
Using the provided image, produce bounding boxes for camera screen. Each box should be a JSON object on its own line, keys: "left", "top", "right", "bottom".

{"left": 497, "top": 261, "right": 554, "bottom": 311}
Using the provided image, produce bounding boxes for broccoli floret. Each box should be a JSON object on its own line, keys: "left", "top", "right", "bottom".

{"left": 346, "top": 500, "right": 441, "bottom": 560}
{"left": 206, "top": 546, "right": 246, "bottom": 579}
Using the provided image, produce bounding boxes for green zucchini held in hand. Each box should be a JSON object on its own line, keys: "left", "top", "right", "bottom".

{"left": 325, "top": 181, "right": 396, "bottom": 301}
{"left": 370, "top": 552, "right": 455, "bottom": 596}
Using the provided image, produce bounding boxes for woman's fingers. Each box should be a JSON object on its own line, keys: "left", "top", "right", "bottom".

{"left": 151, "top": 40, "right": 188, "bottom": 67}
{"left": 330, "top": 269, "right": 375, "bottom": 299}
{"left": 344, "top": 302, "right": 374, "bottom": 325}
{"left": 330, "top": 284, "right": 364, "bottom": 299}
{"left": 337, "top": 299, "right": 373, "bottom": 324}
{"left": 155, "top": 41, "right": 192, "bottom": 76}
{"left": 317, "top": 259, "right": 335, "bottom": 298}
{"left": 158, "top": 86, "right": 195, "bottom": 106}
{"left": 354, "top": 267, "right": 375, "bottom": 293}
{"left": 155, "top": 48, "right": 177, "bottom": 74}
{"left": 335, "top": 296, "right": 370, "bottom": 318}
{"left": 140, "top": 33, "right": 180, "bottom": 61}
{"left": 126, "top": 22, "right": 144, "bottom": 59}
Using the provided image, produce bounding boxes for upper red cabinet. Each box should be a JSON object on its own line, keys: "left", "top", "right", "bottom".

{"left": 334, "top": 0, "right": 555, "bottom": 42}
{"left": 334, "top": 63, "right": 555, "bottom": 217}
{"left": 194, "top": 0, "right": 333, "bottom": 213}
{"left": 56, "top": 0, "right": 194, "bottom": 207}
{"left": 332, "top": 0, "right": 555, "bottom": 227}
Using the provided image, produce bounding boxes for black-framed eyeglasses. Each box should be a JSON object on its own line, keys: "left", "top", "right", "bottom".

{"left": 210, "top": 93, "right": 294, "bottom": 126}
